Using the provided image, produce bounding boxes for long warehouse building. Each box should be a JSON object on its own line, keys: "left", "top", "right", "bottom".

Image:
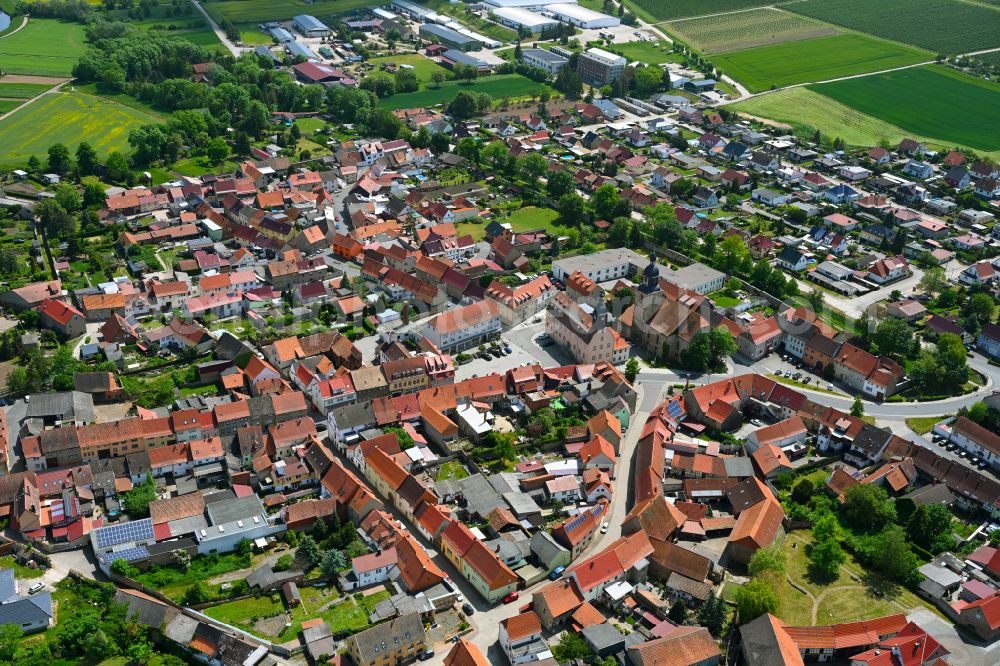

{"left": 546, "top": 3, "right": 620, "bottom": 29}
{"left": 419, "top": 23, "right": 483, "bottom": 51}
{"left": 491, "top": 6, "right": 560, "bottom": 33}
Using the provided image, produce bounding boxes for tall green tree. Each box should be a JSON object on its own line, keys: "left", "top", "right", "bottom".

{"left": 735, "top": 579, "right": 778, "bottom": 622}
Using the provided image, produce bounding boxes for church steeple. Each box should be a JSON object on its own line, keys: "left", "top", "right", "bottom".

{"left": 639, "top": 253, "right": 661, "bottom": 295}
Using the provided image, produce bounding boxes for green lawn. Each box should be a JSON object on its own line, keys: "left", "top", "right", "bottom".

{"left": 172, "top": 155, "right": 239, "bottom": 176}
{"left": 709, "top": 293, "right": 741, "bottom": 308}
{"left": 0, "top": 555, "right": 45, "bottom": 578}
{"left": 0, "top": 18, "right": 87, "bottom": 77}
{"left": 0, "top": 92, "right": 164, "bottom": 168}
{"left": 204, "top": 587, "right": 389, "bottom": 642}
{"left": 204, "top": 0, "right": 377, "bottom": 24}
{"left": 377, "top": 74, "right": 551, "bottom": 110}
{"left": 456, "top": 205, "right": 560, "bottom": 241}
{"left": 366, "top": 53, "right": 450, "bottom": 83}
{"left": 436, "top": 460, "right": 469, "bottom": 481}
{"left": 905, "top": 416, "right": 942, "bottom": 435}
{"left": 772, "top": 373, "right": 843, "bottom": 396}
{"left": 133, "top": 552, "right": 251, "bottom": 602}
{"left": 0, "top": 100, "right": 19, "bottom": 115}
{"left": 777, "top": 532, "right": 934, "bottom": 626}
{"left": 606, "top": 40, "right": 677, "bottom": 65}
{"left": 666, "top": 8, "right": 838, "bottom": 54}
{"left": 714, "top": 34, "right": 929, "bottom": 92}
{"left": 808, "top": 65, "right": 1000, "bottom": 154}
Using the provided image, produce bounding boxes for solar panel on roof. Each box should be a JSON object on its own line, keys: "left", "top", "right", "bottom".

{"left": 95, "top": 518, "right": 154, "bottom": 549}
{"left": 666, "top": 401, "right": 683, "bottom": 419}
{"left": 101, "top": 546, "right": 150, "bottom": 564}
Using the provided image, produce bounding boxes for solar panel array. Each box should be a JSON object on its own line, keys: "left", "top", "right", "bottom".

{"left": 100, "top": 546, "right": 150, "bottom": 565}
{"left": 95, "top": 518, "right": 154, "bottom": 549}
{"left": 666, "top": 399, "right": 684, "bottom": 420}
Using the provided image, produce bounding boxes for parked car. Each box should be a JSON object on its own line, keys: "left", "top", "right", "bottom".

{"left": 774, "top": 370, "right": 783, "bottom": 376}
{"left": 549, "top": 566, "right": 566, "bottom": 581}
{"left": 803, "top": 377, "right": 811, "bottom": 384}
{"left": 462, "top": 603, "right": 475, "bottom": 615}
{"left": 419, "top": 650, "right": 435, "bottom": 661}
{"left": 600, "top": 521, "right": 609, "bottom": 534}
{"left": 750, "top": 418, "right": 763, "bottom": 427}
{"left": 28, "top": 583, "right": 44, "bottom": 594}
{"left": 503, "top": 592, "right": 519, "bottom": 604}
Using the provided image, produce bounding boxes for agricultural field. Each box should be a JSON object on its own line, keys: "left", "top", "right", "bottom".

{"left": 0, "top": 81, "right": 55, "bottom": 98}
{"left": 0, "top": 100, "right": 19, "bottom": 115}
{"left": 102, "top": 3, "right": 221, "bottom": 47}
{"left": 203, "top": 0, "right": 376, "bottom": 25}
{"left": 0, "top": 18, "right": 87, "bottom": 77}
{"left": 975, "top": 51, "right": 1000, "bottom": 66}
{"left": 366, "top": 53, "right": 449, "bottom": 83}
{"left": 606, "top": 40, "right": 678, "bottom": 65}
{"left": 377, "top": 74, "right": 550, "bottom": 111}
{"left": 789, "top": 0, "right": 1000, "bottom": 54}
{"left": 713, "top": 34, "right": 929, "bottom": 92}
{"left": 730, "top": 88, "right": 927, "bottom": 149}
{"left": 0, "top": 92, "right": 164, "bottom": 168}
{"left": 666, "top": 8, "right": 838, "bottom": 54}
{"left": 808, "top": 65, "right": 1000, "bottom": 153}
{"left": 626, "top": 0, "right": 779, "bottom": 22}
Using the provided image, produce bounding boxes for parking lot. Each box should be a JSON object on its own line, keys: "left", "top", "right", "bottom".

{"left": 454, "top": 318, "right": 571, "bottom": 382}
{"left": 751, "top": 353, "right": 846, "bottom": 395}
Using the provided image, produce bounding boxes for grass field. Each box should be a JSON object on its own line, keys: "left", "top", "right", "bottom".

{"left": 905, "top": 416, "right": 943, "bottom": 435}
{"left": 103, "top": 4, "right": 221, "bottom": 47}
{"left": 667, "top": 8, "right": 838, "bottom": 54}
{"left": 606, "top": 40, "right": 677, "bottom": 65}
{"left": 0, "top": 18, "right": 87, "bottom": 77}
{"left": 366, "top": 53, "right": 449, "bottom": 82}
{"left": 809, "top": 65, "right": 1000, "bottom": 153}
{"left": 204, "top": 588, "right": 389, "bottom": 642}
{"left": 0, "top": 82, "right": 54, "bottom": 98}
{"left": 204, "top": 0, "right": 376, "bottom": 25}
{"left": 628, "top": 0, "right": 778, "bottom": 22}
{"left": 731, "top": 88, "right": 941, "bottom": 151}
{"left": 789, "top": 0, "right": 1000, "bottom": 54}
{"left": 773, "top": 532, "right": 935, "bottom": 626}
{"left": 456, "top": 205, "right": 560, "bottom": 241}
{"left": 0, "top": 92, "right": 163, "bottom": 167}
{"left": 714, "top": 34, "right": 929, "bottom": 92}
{"left": 0, "top": 100, "right": 18, "bottom": 115}
{"left": 377, "top": 74, "right": 550, "bottom": 110}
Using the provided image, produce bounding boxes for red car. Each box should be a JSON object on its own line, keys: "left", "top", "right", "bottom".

{"left": 502, "top": 592, "right": 519, "bottom": 604}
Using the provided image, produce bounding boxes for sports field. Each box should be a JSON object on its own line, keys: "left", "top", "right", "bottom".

{"left": 0, "top": 18, "right": 87, "bottom": 77}
{"left": 789, "top": 0, "right": 1000, "bottom": 54}
{"left": 713, "top": 34, "right": 929, "bottom": 92}
{"left": 366, "top": 53, "right": 449, "bottom": 83}
{"left": 0, "top": 92, "right": 164, "bottom": 168}
{"left": 204, "top": 0, "right": 376, "bottom": 25}
{"left": 627, "top": 0, "right": 778, "bottom": 22}
{"left": 667, "top": 8, "right": 837, "bottom": 53}
{"left": 377, "top": 74, "right": 550, "bottom": 110}
{"left": 808, "top": 65, "right": 1000, "bottom": 153}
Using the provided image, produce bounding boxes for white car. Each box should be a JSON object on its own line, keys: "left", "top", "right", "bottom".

{"left": 600, "top": 522, "right": 609, "bottom": 534}
{"left": 28, "top": 583, "right": 44, "bottom": 594}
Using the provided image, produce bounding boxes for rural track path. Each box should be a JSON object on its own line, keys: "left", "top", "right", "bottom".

{"left": 0, "top": 14, "right": 27, "bottom": 40}
{"left": 189, "top": 0, "right": 242, "bottom": 58}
